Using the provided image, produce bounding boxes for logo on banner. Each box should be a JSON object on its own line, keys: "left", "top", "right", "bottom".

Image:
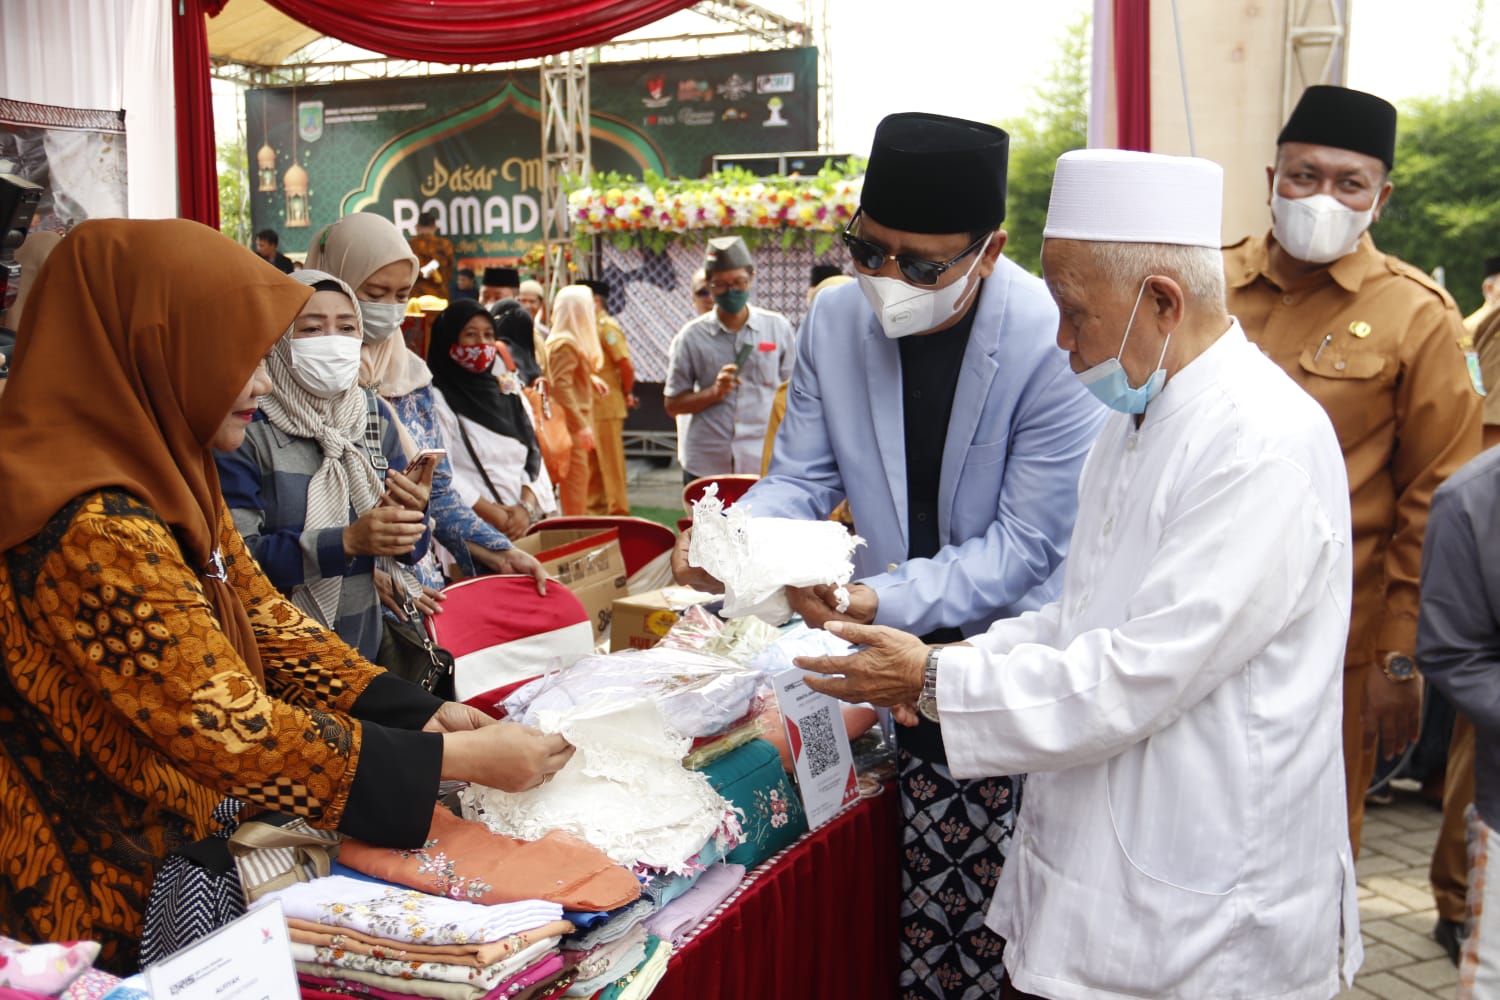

{"left": 719, "top": 74, "right": 753, "bottom": 101}
{"left": 677, "top": 80, "right": 713, "bottom": 101}
{"left": 722, "top": 107, "right": 751, "bottom": 122}
{"left": 764, "top": 97, "right": 789, "bottom": 128}
{"left": 645, "top": 114, "right": 677, "bottom": 126}
{"left": 298, "top": 102, "right": 324, "bottom": 142}
{"left": 679, "top": 108, "right": 716, "bottom": 126}
{"left": 756, "top": 73, "right": 795, "bottom": 94}
{"left": 642, "top": 76, "right": 672, "bottom": 108}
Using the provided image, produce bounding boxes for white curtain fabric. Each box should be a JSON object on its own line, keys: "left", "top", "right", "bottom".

{"left": 1, "top": 0, "right": 177, "bottom": 219}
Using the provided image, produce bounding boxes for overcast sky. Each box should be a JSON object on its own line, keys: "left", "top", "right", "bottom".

{"left": 215, "top": 0, "right": 1500, "bottom": 161}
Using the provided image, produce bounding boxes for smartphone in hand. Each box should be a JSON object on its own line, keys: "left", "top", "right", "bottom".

{"left": 734, "top": 341, "right": 754, "bottom": 370}
{"left": 406, "top": 448, "right": 446, "bottom": 483}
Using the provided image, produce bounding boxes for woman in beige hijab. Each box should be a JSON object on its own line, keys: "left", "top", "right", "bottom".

{"left": 306, "top": 213, "right": 544, "bottom": 589}
{"left": 544, "top": 285, "right": 605, "bottom": 515}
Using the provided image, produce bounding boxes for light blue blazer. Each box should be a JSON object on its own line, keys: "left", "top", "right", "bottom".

{"left": 745, "top": 257, "right": 1106, "bottom": 637}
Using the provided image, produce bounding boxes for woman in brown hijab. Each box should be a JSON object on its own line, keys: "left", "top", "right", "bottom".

{"left": 0, "top": 220, "right": 573, "bottom": 970}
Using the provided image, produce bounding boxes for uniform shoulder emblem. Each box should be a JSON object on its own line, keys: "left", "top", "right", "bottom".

{"left": 1384, "top": 255, "right": 1458, "bottom": 307}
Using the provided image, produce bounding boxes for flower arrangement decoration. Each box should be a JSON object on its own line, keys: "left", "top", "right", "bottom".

{"left": 564, "top": 158, "right": 866, "bottom": 256}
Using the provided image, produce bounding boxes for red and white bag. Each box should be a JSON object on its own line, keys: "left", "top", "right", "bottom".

{"left": 428, "top": 574, "right": 595, "bottom": 716}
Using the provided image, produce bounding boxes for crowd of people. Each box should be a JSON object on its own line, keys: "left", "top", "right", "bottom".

{"left": 0, "top": 81, "right": 1496, "bottom": 1000}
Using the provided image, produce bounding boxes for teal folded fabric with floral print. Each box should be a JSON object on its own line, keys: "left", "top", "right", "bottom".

{"left": 701, "top": 738, "right": 807, "bottom": 868}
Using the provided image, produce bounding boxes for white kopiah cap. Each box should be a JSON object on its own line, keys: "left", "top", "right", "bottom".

{"left": 1043, "top": 149, "right": 1224, "bottom": 249}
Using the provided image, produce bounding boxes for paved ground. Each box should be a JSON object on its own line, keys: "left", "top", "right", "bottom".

{"left": 1338, "top": 792, "right": 1460, "bottom": 1000}
{"left": 625, "top": 457, "right": 1463, "bottom": 999}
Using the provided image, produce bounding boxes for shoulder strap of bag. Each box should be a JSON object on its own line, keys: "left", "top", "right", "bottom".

{"left": 363, "top": 387, "right": 390, "bottom": 475}
{"left": 453, "top": 414, "right": 506, "bottom": 505}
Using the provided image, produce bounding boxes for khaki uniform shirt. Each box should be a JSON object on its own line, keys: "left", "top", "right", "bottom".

{"left": 1225, "top": 231, "right": 1482, "bottom": 667}
{"left": 594, "top": 313, "right": 630, "bottom": 422}
{"left": 1472, "top": 307, "right": 1500, "bottom": 425}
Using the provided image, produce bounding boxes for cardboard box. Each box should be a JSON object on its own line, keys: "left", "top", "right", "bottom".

{"left": 513, "top": 529, "right": 628, "bottom": 643}
{"left": 610, "top": 587, "right": 718, "bottom": 652}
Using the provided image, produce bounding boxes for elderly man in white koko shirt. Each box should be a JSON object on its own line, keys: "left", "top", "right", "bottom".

{"left": 797, "top": 149, "right": 1361, "bottom": 1000}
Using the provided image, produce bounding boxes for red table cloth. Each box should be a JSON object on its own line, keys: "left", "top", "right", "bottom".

{"left": 651, "top": 787, "right": 901, "bottom": 999}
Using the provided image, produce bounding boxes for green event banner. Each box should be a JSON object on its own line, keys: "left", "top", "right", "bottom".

{"left": 246, "top": 47, "right": 818, "bottom": 259}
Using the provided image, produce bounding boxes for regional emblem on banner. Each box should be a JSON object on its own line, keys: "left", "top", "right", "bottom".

{"left": 298, "top": 101, "right": 324, "bottom": 143}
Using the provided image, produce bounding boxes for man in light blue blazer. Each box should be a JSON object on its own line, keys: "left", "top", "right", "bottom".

{"left": 675, "top": 113, "right": 1104, "bottom": 998}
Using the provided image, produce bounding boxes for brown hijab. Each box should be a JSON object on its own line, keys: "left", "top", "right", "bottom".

{"left": 0, "top": 219, "right": 313, "bottom": 682}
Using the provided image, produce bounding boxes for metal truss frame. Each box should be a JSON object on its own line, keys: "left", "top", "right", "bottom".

{"left": 1282, "top": 0, "right": 1350, "bottom": 119}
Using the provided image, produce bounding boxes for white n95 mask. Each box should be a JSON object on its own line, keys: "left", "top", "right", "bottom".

{"left": 1271, "top": 191, "right": 1373, "bottom": 265}
{"left": 855, "top": 234, "right": 992, "bottom": 338}
{"left": 359, "top": 300, "right": 405, "bottom": 344}
{"left": 290, "top": 336, "right": 362, "bottom": 399}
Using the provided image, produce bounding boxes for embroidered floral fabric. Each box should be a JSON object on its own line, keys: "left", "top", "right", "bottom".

{"left": 290, "top": 934, "right": 558, "bottom": 989}
{"left": 256, "top": 874, "right": 563, "bottom": 946}
{"left": 339, "top": 804, "right": 640, "bottom": 912}
{"left": 463, "top": 697, "right": 742, "bottom": 873}
{"left": 287, "top": 917, "right": 575, "bottom": 969}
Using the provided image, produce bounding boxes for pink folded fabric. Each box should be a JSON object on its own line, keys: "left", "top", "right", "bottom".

{"left": 641, "top": 862, "right": 745, "bottom": 943}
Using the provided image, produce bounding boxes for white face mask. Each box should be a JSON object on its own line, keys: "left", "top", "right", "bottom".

{"left": 1271, "top": 191, "right": 1374, "bottom": 265}
{"left": 289, "top": 335, "right": 363, "bottom": 399}
{"left": 855, "top": 234, "right": 993, "bottom": 339}
{"left": 359, "top": 300, "right": 405, "bottom": 344}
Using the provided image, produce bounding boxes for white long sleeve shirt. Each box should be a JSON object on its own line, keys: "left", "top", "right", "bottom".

{"left": 938, "top": 322, "right": 1360, "bottom": 999}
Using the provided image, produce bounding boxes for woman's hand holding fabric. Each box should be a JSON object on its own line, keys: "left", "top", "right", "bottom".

{"left": 574, "top": 426, "right": 597, "bottom": 453}
{"left": 442, "top": 722, "right": 575, "bottom": 791}
{"left": 344, "top": 506, "right": 426, "bottom": 557}
{"left": 423, "top": 701, "right": 498, "bottom": 734}
{"left": 382, "top": 468, "right": 430, "bottom": 514}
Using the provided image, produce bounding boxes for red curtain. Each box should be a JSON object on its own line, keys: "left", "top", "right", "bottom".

{"left": 1113, "top": 0, "right": 1151, "bottom": 151}
{"left": 173, "top": 0, "right": 223, "bottom": 227}
{"left": 262, "top": 0, "right": 702, "bottom": 64}
{"left": 652, "top": 789, "right": 901, "bottom": 1000}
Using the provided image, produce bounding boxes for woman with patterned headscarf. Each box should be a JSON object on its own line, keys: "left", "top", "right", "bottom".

{"left": 306, "top": 213, "right": 544, "bottom": 590}
{"left": 216, "top": 268, "right": 433, "bottom": 659}
{"left": 0, "top": 221, "right": 573, "bottom": 969}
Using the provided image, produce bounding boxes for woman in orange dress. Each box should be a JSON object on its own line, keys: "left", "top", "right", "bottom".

{"left": 543, "top": 285, "right": 605, "bottom": 515}
{"left": 0, "top": 220, "right": 573, "bottom": 970}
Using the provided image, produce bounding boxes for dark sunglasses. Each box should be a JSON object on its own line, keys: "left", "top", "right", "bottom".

{"left": 840, "top": 208, "right": 990, "bottom": 286}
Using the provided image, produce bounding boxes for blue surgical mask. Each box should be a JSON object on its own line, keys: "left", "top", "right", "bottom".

{"left": 1075, "top": 277, "right": 1171, "bottom": 414}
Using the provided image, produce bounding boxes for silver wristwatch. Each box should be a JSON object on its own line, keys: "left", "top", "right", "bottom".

{"left": 918, "top": 646, "right": 941, "bottom": 723}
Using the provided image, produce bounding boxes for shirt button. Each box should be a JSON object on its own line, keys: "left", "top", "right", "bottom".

{"left": 887, "top": 563, "right": 899, "bottom": 573}
{"left": 1125, "top": 436, "right": 1137, "bottom": 452}
{"left": 1334, "top": 360, "right": 1346, "bottom": 371}
{"left": 911, "top": 389, "right": 923, "bottom": 400}
{"left": 1102, "top": 517, "right": 1114, "bottom": 535}
{"left": 1282, "top": 294, "right": 1294, "bottom": 305}
{"left": 917, "top": 512, "right": 929, "bottom": 523}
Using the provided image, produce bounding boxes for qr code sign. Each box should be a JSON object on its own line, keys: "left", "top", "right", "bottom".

{"left": 801, "top": 705, "right": 840, "bottom": 778}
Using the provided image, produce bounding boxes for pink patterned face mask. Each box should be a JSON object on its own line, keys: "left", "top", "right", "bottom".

{"left": 450, "top": 342, "right": 499, "bottom": 375}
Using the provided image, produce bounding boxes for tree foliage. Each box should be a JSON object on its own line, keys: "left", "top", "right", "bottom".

{"left": 1375, "top": 86, "right": 1500, "bottom": 315}
{"left": 998, "top": 11, "right": 1091, "bottom": 275}
{"left": 217, "top": 137, "right": 252, "bottom": 247}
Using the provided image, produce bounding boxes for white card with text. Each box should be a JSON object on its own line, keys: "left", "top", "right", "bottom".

{"left": 145, "top": 897, "right": 298, "bottom": 1000}
{"left": 771, "top": 667, "right": 860, "bottom": 830}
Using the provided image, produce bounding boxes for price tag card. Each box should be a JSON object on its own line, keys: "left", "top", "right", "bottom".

{"left": 770, "top": 667, "right": 860, "bottom": 830}
{"left": 145, "top": 897, "right": 298, "bottom": 1000}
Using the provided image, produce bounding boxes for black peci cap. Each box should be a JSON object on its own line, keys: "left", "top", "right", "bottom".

{"left": 859, "top": 112, "right": 1009, "bottom": 234}
{"left": 1277, "top": 85, "right": 1397, "bottom": 170}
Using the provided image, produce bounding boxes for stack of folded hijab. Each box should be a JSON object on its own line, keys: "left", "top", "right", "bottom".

{"left": 259, "top": 804, "right": 644, "bottom": 1000}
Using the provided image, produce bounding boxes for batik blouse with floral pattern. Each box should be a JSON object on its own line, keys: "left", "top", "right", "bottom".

{"left": 0, "top": 490, "right": 446, "bottom": 970}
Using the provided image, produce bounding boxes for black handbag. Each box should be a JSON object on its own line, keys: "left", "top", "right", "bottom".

{"left": 375, "top": 569, "right": 456, "bottom": 700}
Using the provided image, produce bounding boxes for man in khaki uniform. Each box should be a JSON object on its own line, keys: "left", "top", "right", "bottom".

{"left": 1224, "top": 85, "right": 1482, "bottom": 864}
{"left": 583, "top": 279, "right": 635, "bottom": 515}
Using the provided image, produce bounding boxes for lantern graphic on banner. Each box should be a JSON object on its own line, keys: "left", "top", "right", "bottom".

{"left": 284, "top": 161, "right": 309, "bottom": 227}
{"left": 256, "top": 143, "right": 277, "bottom": 192}
{"left": 256, "top": 89, "right": 276, "bottom": 191}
